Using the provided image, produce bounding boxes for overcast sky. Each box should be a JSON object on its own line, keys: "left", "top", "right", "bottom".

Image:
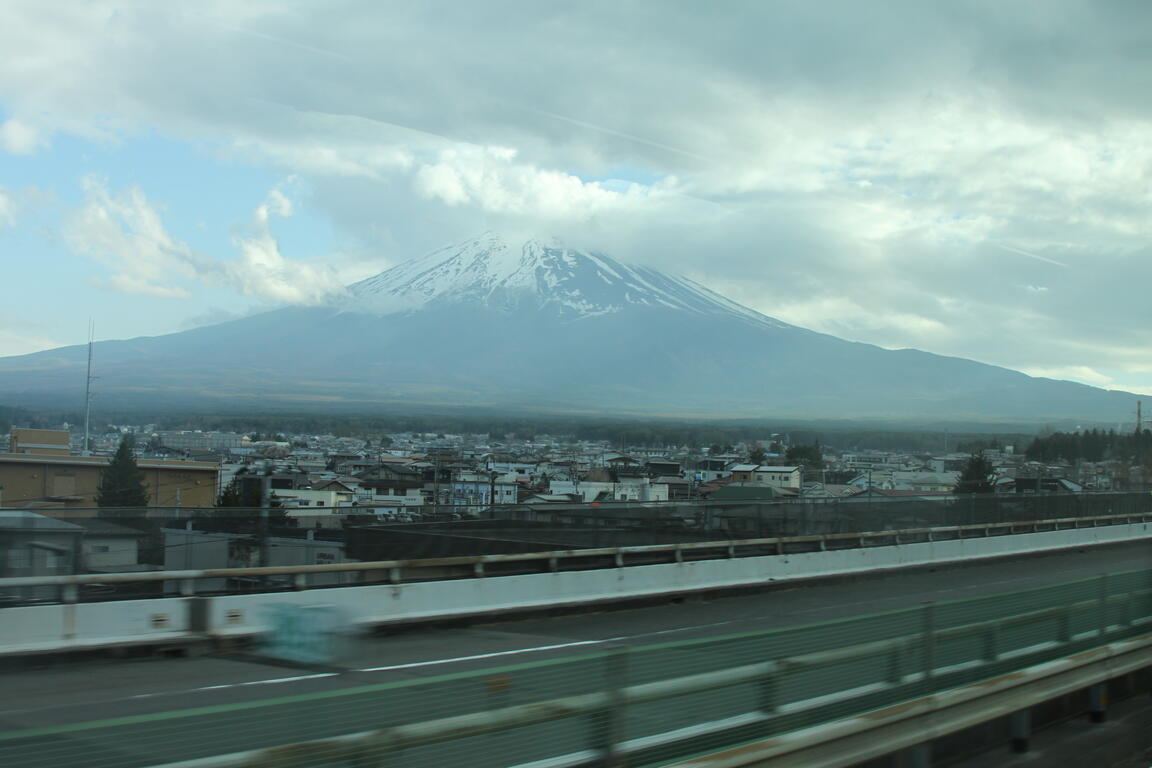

{"left": 1, "top": 1, "right": 1150, "bottom": 395}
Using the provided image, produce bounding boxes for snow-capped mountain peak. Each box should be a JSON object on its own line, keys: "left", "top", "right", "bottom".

{"left": 345, "top": 232, "right": 788, "bottom": 327}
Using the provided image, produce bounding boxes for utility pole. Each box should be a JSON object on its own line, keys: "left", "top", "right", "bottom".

{"left": 259, "top": 468, "right": 271, "bottom": 567}
{"left": 489, "top": 470, "right": 497, "bottom": 519}
{"left": 82, "top": 320, "right": 95, "bottom": 455}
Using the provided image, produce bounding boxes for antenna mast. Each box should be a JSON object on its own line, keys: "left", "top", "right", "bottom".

{"left": 83, "top": 320, "right": 94, "bottom": 455}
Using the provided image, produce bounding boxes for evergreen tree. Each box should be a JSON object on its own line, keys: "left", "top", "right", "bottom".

{"left": 786, "top": 443, "right": 825, "bottom": 469}
{"left": 215, "top": 479, "right": 246, "bottom": 507}
{"left": 96, "top": 435, "right": 150, "bottom": 510}
{"left": 954, "top": 452, "right": 996, "bottom": 494}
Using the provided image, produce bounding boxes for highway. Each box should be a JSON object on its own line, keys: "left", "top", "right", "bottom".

{"left": 1, "top": 539, "right": 1150, "bottom": 767}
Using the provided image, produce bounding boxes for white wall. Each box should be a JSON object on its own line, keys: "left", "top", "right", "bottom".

{"left": 83, "top": 537, "right": 140, "bottom": 569}
{"left": 549, "top": 479, "right": 669, "bottom": 502}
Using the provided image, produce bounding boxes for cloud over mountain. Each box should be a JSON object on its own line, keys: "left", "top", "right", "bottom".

{"left": 0, "top": 2, "right": 1150, "bottom": 392}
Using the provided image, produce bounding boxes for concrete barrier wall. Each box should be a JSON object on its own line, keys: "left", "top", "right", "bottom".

{"left": 1, "top": 598, "right": 190, "bottom": 654}
{"left": 4, "top": 522, "right": 1150, "bottom": 654}
{"left": 208, "top": 520, "right": 1152, "bottom": 636}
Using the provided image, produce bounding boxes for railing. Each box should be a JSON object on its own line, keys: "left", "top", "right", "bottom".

{"left": 1, "top": 567, "right": 1150, "bottom": 768}
{"left": 2, "top": 511, "right": 1151, "bottom": 605}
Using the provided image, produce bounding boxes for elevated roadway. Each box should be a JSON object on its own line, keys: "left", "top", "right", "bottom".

{"left": 1, "top": 538, "right": 1150, "bottom": 767}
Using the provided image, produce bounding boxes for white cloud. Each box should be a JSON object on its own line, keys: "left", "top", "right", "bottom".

{"left": 4, "top": 1, "right": 1152, "bottom": 389}
{"left": 0, "top": 187, "right": 14, "bottom": 228}
{"left": 225, "top": 185, "right": 348, "bottom": 304}
{"left": 413, "top": 145, "right": 639, "bottom": 220}
{"left": 65, "top": 177, "right": 201, "bottom": 298}
{"left": 64, "top": 178, "right": 348, "bottom": 305}
{"left": 0, "top": 118, "right": 42, "bottom": 154}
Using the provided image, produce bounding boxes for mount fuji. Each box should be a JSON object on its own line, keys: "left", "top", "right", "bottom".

{"left": 0, "top": 233, "right": 1140, "bottom": 421}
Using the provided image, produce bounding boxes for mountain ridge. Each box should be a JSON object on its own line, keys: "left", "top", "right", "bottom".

{"left": 0, "top": 233, "right": 1140, "bottom": 422}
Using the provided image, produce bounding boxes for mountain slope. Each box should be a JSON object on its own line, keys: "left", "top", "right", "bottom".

{"left": 0, "top": 233, "right": 1139, "bottom": 421}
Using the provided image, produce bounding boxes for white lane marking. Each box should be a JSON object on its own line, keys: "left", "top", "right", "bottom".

{"left": 358, "top": 639, "right": 613, "bottom": 672}
{"left": 242, "top": 673, "right": 339, "bottom": 686}
{"left": 355, "top": 618, "right": 760, "bottom": 674}
{"left": 125, "top": 673, "right": 338, "bottom": 699}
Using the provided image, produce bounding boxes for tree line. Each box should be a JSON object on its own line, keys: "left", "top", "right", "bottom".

{"left": 1025, "top": 429, "right": 1152, "bottom": 464}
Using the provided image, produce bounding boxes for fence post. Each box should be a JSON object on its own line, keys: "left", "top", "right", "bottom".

{"left": 758, "top": 661, "right": 780, "bottom": 716}
{"left": 886, "top": 645, "right": 903, "bottom": 685}
{"left": 1010, "top": 708, "right": 1031, "bottom": 752}
{"left": 982, "top": 621, "right": 999, "bottom": 663}
{"left": 905, "top": 742, "right": 931, "bottom": 768}
{"left": 1089, "top": 683, "right": 1108, "bottom": 723}
{"left": 1059, "top": 604, "right": 1072, "bottom": 643}
{"left": 593, "top": 648, "right": 629, "bottom": 767}
{"left": 1098, "top": 574, "right": 1109, "bottom": 637}
{"left": 921, "top": 602, "right": 937, "bottom": 685}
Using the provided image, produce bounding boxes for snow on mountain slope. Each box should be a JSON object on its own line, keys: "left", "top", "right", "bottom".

{"left": 345, "top": 232, "right": 791, "bottom": 328}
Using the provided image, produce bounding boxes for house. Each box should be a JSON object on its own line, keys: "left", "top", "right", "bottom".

{"left": 1010, "top": 477, "right": 1084, "bottom": 494}
{"left": 269, "top": 488, "right": 346, "bottom": 509}
{"left": 73, "top": 518, "right": 150, "bottom": 571}
{"left": 727, "top": 464, "right": 802, "bottom": 489}
{"left": 450, "top": 472, "right": 520, "bottom": 512}
{"left": 163, "top": 526, "right": 355, "bottom": 587}
{"left": 693, "top": 458, "right": 732, "bottom": 483}
{"left": 0, "top": 510, "right": 83, "bottom": 579}
{"left": 645, "top": 458, "right": 682, "bottom": 477}
{"left": 889, "top": 471, "right": 960, "bottom": 493}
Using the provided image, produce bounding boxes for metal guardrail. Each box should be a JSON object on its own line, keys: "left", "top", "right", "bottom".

{"left": 124, "top": 569, "right": 1152, "bottom": 768}
{"left": 2, "top": 511, "right": 1149, "bottom": 605}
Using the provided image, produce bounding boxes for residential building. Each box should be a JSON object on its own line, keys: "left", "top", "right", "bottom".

{"left": 74, "top": 519, "right": 149, "bottom": 571}
{"left": 451, "top": 472, "right": 520, "bottom": 511}
{"left": 727, "top": 464, "right": 802, "bottom": 489}
{"left": 547, "top": 477, "right": 669, "bottom": 502}
{"left": 0, "top": 510, "right": 83, "bottom": 580}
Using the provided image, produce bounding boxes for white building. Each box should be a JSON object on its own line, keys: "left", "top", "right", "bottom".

{"left": 451, "top": 472, "right": 520, "bottom": 512}
{"left": 547, "top": 478, "right": 669, "bottom": 502}
{"left": 727, "top": 465, "right": 802, "bottom": 489}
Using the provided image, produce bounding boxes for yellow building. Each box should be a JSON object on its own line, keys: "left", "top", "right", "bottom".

{"left": 8, "top": 428, "right": 71, "bottom": 456}
{"left": 0, "top": 430, "right": 219, "bottom": 516}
